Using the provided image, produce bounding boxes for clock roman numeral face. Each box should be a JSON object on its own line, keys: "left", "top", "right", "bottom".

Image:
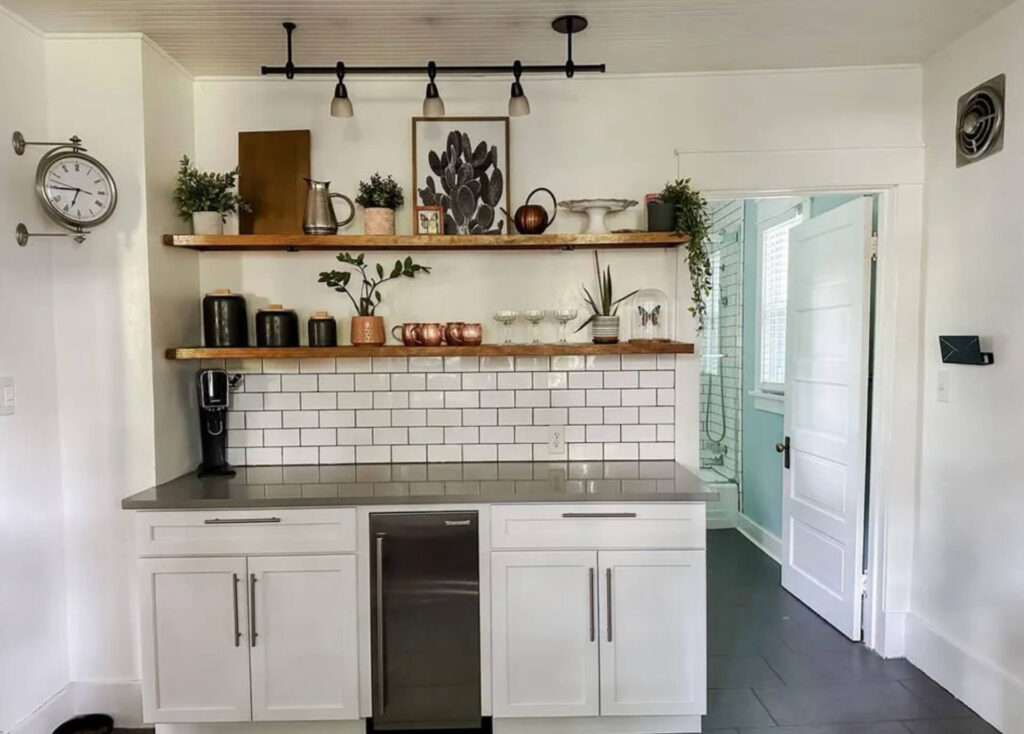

{"left": 43, "top": 155, "right": 115, "bottom": 225}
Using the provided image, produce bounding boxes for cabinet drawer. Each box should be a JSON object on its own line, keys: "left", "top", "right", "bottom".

{"left": 135, "top": 509, "right": 356, "bottom": 556}
{"left": 490, "top": 504, "right": 705, "bottom": 550}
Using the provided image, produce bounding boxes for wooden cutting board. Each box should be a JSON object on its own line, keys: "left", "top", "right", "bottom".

{"left": 238, "top": 130, "right": 310, "bottom": 234}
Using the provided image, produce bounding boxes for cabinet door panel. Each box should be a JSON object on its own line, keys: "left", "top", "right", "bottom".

{"left": 491, "top": 551, "right": 599, "bottom": 718}
{"left": 139, "top": 557, "right": 251, "bottom": 722}
{"left": 249, "top": 555, "right": 359, "bottom": 721}
{"left": 599, "top": 550, "right": 706, "bottom": 716}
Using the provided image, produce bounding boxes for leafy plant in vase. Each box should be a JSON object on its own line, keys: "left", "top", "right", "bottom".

{"left": 657, "top": 178, "right": 712, "bottom": 331}
{"left": 356, "top": 173, "right": 404, "bottom": 235}
{"left": 173, "top": 155, "right": 248, "bottom": 235}
{"left": 318, "top": 253, "right": 431, "bottom": 345}
{"left": 575, "top": 252, "right": 639, "bottom": 344}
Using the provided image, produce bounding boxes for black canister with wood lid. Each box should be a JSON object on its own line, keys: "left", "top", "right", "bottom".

{"left": 202, "top": 289, "right": 249, "bottom": 347}
{"left": 255, "top": 304, "right": 300, "bottom": 347}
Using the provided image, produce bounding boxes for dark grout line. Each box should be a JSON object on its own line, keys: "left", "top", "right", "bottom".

{"left": 749, "top": 685, "right": 780, "bottom": 727}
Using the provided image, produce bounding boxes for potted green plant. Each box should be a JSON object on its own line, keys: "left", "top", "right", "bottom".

{"left": 658, "top": 178, "right": 712, "bottom": 331}
{"left": 173, "top": 155, "right": 247, "bottom": 235}
{"left": 575, "top": 252, "right": 639, "bottom": 344}
{"left": 318, "top": 252, "right": 431, "bottom": 344}
{"left": 356, "top": 173, "right": 404, "bottom": 235}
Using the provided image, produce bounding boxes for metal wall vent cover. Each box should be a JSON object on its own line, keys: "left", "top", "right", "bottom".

{"left": 956, "top": 74, "right": 1005, "bottom": 167}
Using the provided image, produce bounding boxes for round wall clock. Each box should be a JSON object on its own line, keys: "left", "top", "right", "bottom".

{"left": 35, "top": 148, "right": 117, "bottom": 229}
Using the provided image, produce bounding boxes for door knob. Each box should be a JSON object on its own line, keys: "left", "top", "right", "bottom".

{"left": 776, "top": 436, "right": 791, "bottom": 469}
{"left": 774, "top": 442, "right": 786, "bottom": 453}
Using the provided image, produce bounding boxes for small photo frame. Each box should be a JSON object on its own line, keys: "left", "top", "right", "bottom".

{"left": 415, "top": 205, "right": 445, "bottom": 235}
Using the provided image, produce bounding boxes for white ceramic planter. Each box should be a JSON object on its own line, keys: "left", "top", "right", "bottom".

{"left": 364, "top": 208, "right": 396, "bottom": 235}
{"left": 192, "top": 211, "right": 223, "bottom": 235}
{"left": 591, "top": 315, "right": 620, "bottom": 344}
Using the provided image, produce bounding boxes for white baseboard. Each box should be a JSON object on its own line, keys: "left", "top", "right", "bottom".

{"left": 736, "top": 512, "right": 782, "bottom": 563}
{"left": 906, "top": 612, "right": 1024, "bottom": 734}
{"left": 9, "top": 681, "right": 143, "bottom": 734}
{"left": 878, "top": 610, "right": 907, "bottom": 658}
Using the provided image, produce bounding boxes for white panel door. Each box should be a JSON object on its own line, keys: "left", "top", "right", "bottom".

{"left": 782, "top": 197, "right": 873, "bottom": 640}
{"left": 139, "top": 557, "right": 251, "bottom": 722}
{"left": 598, "top": 550, "right": 706, "bottom": 716}
{"left": 491, "top": 551, "right": 599, "bottom": 718}
{"left": 249, "top": 555, "right": 360, "bottom": 721}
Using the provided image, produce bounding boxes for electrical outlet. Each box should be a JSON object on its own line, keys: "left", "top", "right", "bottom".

{"left": 548, "top": 425, "right": 566, "bottom": 456}
{"left": 0, "top": 377, "right": 14, "bottom": 416}
{"left": 937, "top": 370, "right": 950, "bottom": 404}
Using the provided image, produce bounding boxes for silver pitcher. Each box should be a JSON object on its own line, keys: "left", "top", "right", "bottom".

{"left": 303, "top": 179, "right": 355, "bottom": 234}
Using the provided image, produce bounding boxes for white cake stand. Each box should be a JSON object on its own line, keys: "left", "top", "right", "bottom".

{"left": 558, "top": 198, "right": 639, "bottom": 234}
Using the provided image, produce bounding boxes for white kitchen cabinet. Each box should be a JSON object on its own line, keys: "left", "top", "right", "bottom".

{"left": 598, "top": 550, "right": 706, "bottom": 716}
{"left": 249, "top": 555, "right": 360, "bottom": 721}
{"left": 491, "top": 551, "right": 600, "bottom": 718}
{"left": 139, "top": 557, "right": 252, "bottom": 722}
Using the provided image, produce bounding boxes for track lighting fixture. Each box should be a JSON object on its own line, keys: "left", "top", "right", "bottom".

{"left": 262, "top": 17, "right": 603, "bottom": 116}
{"left": 508, "top": 60, "right": 530, "bottom": 117}
{"left": 422, "top": 61, "right": 446, "bottom": 117}
{"left": 330, "top": 62, "right": 353, "bottom": 118}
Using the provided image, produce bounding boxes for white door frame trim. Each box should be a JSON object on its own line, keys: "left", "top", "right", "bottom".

{"left": 703, "top": 183, "right": 922, "bottom": 658}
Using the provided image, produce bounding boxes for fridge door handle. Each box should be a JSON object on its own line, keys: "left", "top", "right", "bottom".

{"left": 375, "top": 533, "right": 386, "bottom": 712}
{"left": 249, "top": 573, "right": 257, "bottom": 647}
{"left": 231, "top": 573, "right": 241, "bottom": 647}
{"left": 606, "top": 568, "right": 613, "bottom": 642}
{"left": 588, "top": 568, "right": 596, "bottom": 642}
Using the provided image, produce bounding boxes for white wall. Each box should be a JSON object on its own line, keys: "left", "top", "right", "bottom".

{"left": 911, "top": 1, "right": 1024, "bottom": 730}
{"left": 0, "top": 9, "right": 70, "bottom": 734}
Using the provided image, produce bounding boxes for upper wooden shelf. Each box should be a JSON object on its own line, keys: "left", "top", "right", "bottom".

{"left": 162, "top": 232, "right": 689, "bottom": 252}
{"left": 166, "top": 342, "right": 695, "bottom": 360}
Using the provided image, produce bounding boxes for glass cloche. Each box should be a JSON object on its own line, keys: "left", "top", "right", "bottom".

{"left": 630, "top": 288, "right": 670, "bottom": 341}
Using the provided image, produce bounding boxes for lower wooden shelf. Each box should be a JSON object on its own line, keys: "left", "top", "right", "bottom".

{"left": 166, "top": 341, "right": 694, "bottom": 360}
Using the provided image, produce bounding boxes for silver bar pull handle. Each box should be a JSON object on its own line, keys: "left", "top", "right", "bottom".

{"left": 231, "top": 573, "right": 241, "bottom": 647}
{"left": 205, "top": 517, "right": 282, "bottom": 525}
{"left": 606, "top": 568, "right": 613, "bottom": 642}
{"left": 375, "top": 534, "right": 386, "bottom": 712}
{"left": 588, "top": 568, "right": 596, "bottom": 642}
{"left": 249, "top": 573, "right": 258, "bottom": 647}
{"left": 562, "top": 512, "right": 638, "bottom": 519}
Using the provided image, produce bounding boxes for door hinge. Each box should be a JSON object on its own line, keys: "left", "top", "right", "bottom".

{"left": 858, "top": 572, "right": 869, "bottom": 598}
{"left": 870, "top": 236, "right": 878, "bottom": 262}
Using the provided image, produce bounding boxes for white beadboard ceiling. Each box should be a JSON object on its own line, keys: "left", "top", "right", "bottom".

{"left": 4, "top": 0, "right": 1010, "bottom": 77}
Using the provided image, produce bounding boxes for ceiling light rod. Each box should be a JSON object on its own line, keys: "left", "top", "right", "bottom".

{"left": 261, "top": 17, "right": 605, "bottom": 79}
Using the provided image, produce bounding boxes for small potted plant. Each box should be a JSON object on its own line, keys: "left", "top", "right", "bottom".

{"left": 173, "top": 155, "right": 248, "bottom": 235}
{"left": 356, "top": 173, "right": 404, "bottom": 235}
{"left": 318, "top": 252, "right": 431, "bottom": 344}
{"left": 658, "top": 178, "right": 712, "bottom": 330}
{"left": 575, "top": 252, "right": 638, "bottom": 344}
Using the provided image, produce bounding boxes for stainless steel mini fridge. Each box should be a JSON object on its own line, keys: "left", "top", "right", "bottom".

{"left": 370, "top": 511, "right": 481, "bottom": 730}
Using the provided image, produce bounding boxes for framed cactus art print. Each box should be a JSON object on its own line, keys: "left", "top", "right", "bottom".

{"left": 412, "top": 116, "right": 511, "bottom": 235}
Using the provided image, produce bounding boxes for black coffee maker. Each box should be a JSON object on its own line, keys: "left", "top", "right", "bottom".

{"left": 197, "top": 369, "right": 236, "bottom": 477}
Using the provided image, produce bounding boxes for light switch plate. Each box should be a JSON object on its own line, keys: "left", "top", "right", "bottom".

{"left": 0, "top": 377, "right": 14, "bottom": 416}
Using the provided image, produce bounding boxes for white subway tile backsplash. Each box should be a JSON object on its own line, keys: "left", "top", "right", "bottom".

{"left": 604, "top": 371, "right": 639, "bottom": 389}
{"left": 409, "top": 356, "right": 444, "bottom": 372}
{"left": 551, "top": 355, "right": 585, "bottom": 371}
{"left": 247, "top": 447, "right": 282, "bottom": 465}
{"left": 337, "top": 428, "right": 373, "bottom": 446}
{"left": 587, "top": 425, "right": 620, "bottom": 443}
{"left": 428, "top": 444, "right": 463, "bottom": 462}
{"left": 302, "top": 392, "right": 337, "bottom": 410}
{"left": 427, "top": 409, "right": 462, "bottom": 427}
{"left": 445, "top": 426, "right": 479, "bottom": 444}
{"left": 463, "top": 444, "right": 497, "bottom": 462}
{"left": 227, "top": 412, "right": 245, "bottom": 430}
{"left": 263, "top": 359, "right": 299, "bottom": 374}
{"left": 515, "top": 426, "right": 548, "bottom": 444}
{"left": 515, "top": 356, "right": 549, "bottom": 372}
{"left": 498, "top": 408, "right": 533, "bottom": 425}
{"left": 374, "top": 392, "right": 409, "bottom": 409}
{"left": 409, "top": 427, "right": 444, "bottom": 444}
{"left": 621, "top": 355, "right": 657, "bottom": 370}
{"left": 357, "top": 446, "right": 392, "bottom": 463}
{"left": 480, "top": 426, "right": 514, "bottom": 444}
{"left": 299, "top": 358, "right": 336, "bottom": 373}
{"left": 392, "top": 445, "right": 427, "bottom": 463}
{"left": 229, "top": 429, "right": 263, "bottom": 448}
{"left": 373, "top": 357, "right": 408, "bottom": 373}
{"left": 244, "top": 374, "right": 281, "bottom": 392}
{"left": 445, "top": 391, "right": 479, "bottom": 409}
{"left": 462, "top": 372, "right": 497, "bottom": 390}
{"left": 515, "top": 390, "right": 550, "bottom": 408}
{"left": 586, "top": 389, "right": 621, "bottom": 407}
{"left": 355, "top": 374, "right": 389, "bottom": 391}
{"left": 320, "top": 445, "right": 355, "bottom": 464}
{"left": 373, "top": 427, "right": 408, "bottom": 445}
{"left": 568, "top": 371, "right": 603, "bottom": 389}
{"left": 565, "top": 425, "right": 586, "bottom": 443}
{"left": 605, "top": 407, "right": 639, "bottom": 424}
{"left": 318, "top": 410, "right": 354, "bottom": 428}
{"left": 264, "top": 392, "right": 301, "bottom": 411}
{"left": 640, "top": 406, "right": 674, "bottom": 424}
{"left": 657, "top": 354, "right": 677, "bottom": 369}
{"left": 246, "top": 411, "right": 282, "bottom": 429}
{"left": 282, "top": 374, "right": 318, "bottom": 392}
{"left": 226, "top": 448, "right": 246, "bottom": 466}
{"left": 409, "top": 391, "right": 444, "bottom": 409}
{"left": 569, "top": 444, "right": 603, "bottom": 460}
{"left": 480, "top": 356, "right": 514, "bottom": 372}
{"left": 622, "top": 424, "right": 658, "bottom": 442}
{"left": 444, "top": 356, "right": 479, "bottom": 372}
{"left": 604, "top": 443, "right": 639, "bottom": 460}
{"left": 335, "top": 358, "right": 372, "bottom": 373}
{"left": 337, "top": 392, "right": 373, "bottom": 409}
{"left": 318, "top": 374, "right": 355, "bottom": 392}
{"left": 533, "top": 408, "right": 568, "bottom": 426}
{"left": 427, "top": 373, "right": 461, "bottom": 391}
{"left": 639, "top": 443, "right": 675, "bottom": 460}
{"left": 392, "top": 409, "right": 427, "bottom": 427}
{"left": 463, "top": 409, "right": 498, "bottom": 426}
{"left": 533, "top": 371, "right": 567, "bottom": 389}
{"left": 356, "top": 410, "right": 391, "bottom": 428}
{"left": 283, "top": 447, "right": 318, "bottom": 464}
{"left": 551, "top": 390, "right": 586, "bottom": 407}
{"left": 497, "top": 372, "right": 531, "bottom": 390}
{"left": 621, "top": 389, "right": 657, "bottom": 407}
{"left": 481, "top": 390, "right": 515, "bottom": 408}
{"left": 498, "top": 444, "right": 532, "bottom": 461}
{"left": 569, "top": 407, "right": 603, "bottom": 425}
{"left": 657, "top": 424, "right": 675, "bottom": 442}
{"left": 264, "top": 429, "right": 300, "bottom": 447}
{"left": 231, "top": 392, "right": 263, "bottom": 411}
{"left": 300, "top": 428, "right": 337, "bottom": 446}
{"left": 657, "top": 389, "right": 675, "bottom": 406}
{"left": 586, "top": 355, "right": 620, "bottom": 371}
{"left": 391, "top": 373, "right": 427, "bottom": 391}
{"left": 640, "top": 370, "right": 674, "bottom": 388}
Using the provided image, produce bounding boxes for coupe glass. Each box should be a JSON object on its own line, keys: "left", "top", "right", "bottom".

{"left": 545, "top": 308, "right": 578, "bottom": 344}
{"left": 493, "top": 310, "right": 519, "bottom": 344}
{"left": 521, "top": 310, "right": 545, "bottom": 344}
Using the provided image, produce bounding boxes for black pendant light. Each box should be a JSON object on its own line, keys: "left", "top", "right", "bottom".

{"left": 330, "top": 62, "right": 353, "bottom": 118}
{"left": 508, "top": 60, "right": 530, "bottom": 117}
{"left": 422, "top": 61, "right": 445, "bottom": 117}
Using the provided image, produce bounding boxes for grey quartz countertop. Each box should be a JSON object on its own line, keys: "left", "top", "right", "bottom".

{"left": 121, "top": 461, "right": 717, "bottom": 510}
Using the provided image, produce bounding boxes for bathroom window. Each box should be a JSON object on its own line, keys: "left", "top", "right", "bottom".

{"left": 756, "top": 201, "right": 805, "bottom": 396}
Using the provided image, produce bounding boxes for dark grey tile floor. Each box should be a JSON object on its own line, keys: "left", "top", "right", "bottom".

{"left": 703, "top": 530, "right": 1001, "bottom": 733}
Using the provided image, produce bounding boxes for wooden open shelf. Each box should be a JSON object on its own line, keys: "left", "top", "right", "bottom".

{"left": 166, "top": 342, "right": 695, "bottom": 360}
{"left": 163, "top": 232, "right": 688, "bottom": 252}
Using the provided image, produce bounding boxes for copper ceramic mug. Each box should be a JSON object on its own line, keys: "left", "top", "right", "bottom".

{"left": 461, "top": 323, "right": 483, "bottom": 346}
{"left": 419, "top": 322, "right": 444, "bottom": 346}
{"left": 445, "top": 322, "right": 466, "bottom": 345}
{"left": 391, "top": 323, "right": 422, "bottom": 346}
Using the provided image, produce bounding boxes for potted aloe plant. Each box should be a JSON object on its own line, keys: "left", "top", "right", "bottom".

{"left": 173, "top": 156, "right": 247, "bottom": 235}
{"left": 575, "top": 252, "right": 639, "bottom": 344}
{"left": 318, "top": 252, "right": 431, "bottom": 344}
{"left": 356, "top": 173, "right": 404, "bottom": 235}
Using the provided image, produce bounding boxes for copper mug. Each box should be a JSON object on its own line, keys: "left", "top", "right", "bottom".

{"left": 445, "top": 322, "right": 466, "bottom": 345}
{"left": 391, "top": 323, "right": 422, "bottom": 346}
{"left": 419, "top": 322, "right": 444, "bottom": 346}
{"left": 461, "top": 323, "right": 483, "bottom": 346}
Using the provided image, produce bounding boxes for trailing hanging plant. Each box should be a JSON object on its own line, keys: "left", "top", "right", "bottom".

{"left": 173, "top": 155, "right": 248, "bottom": 219}
{"left": 318, "top": 252, "right": 430, "bottom": 316}
{"left": 658, "top": 178, "right": 712, "bottom": 331}
{"left": 574, "top": 252, "right": 639, "bottom": 332}
{"left": 355, "top": 173, "right": 405, "bottom": 209}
